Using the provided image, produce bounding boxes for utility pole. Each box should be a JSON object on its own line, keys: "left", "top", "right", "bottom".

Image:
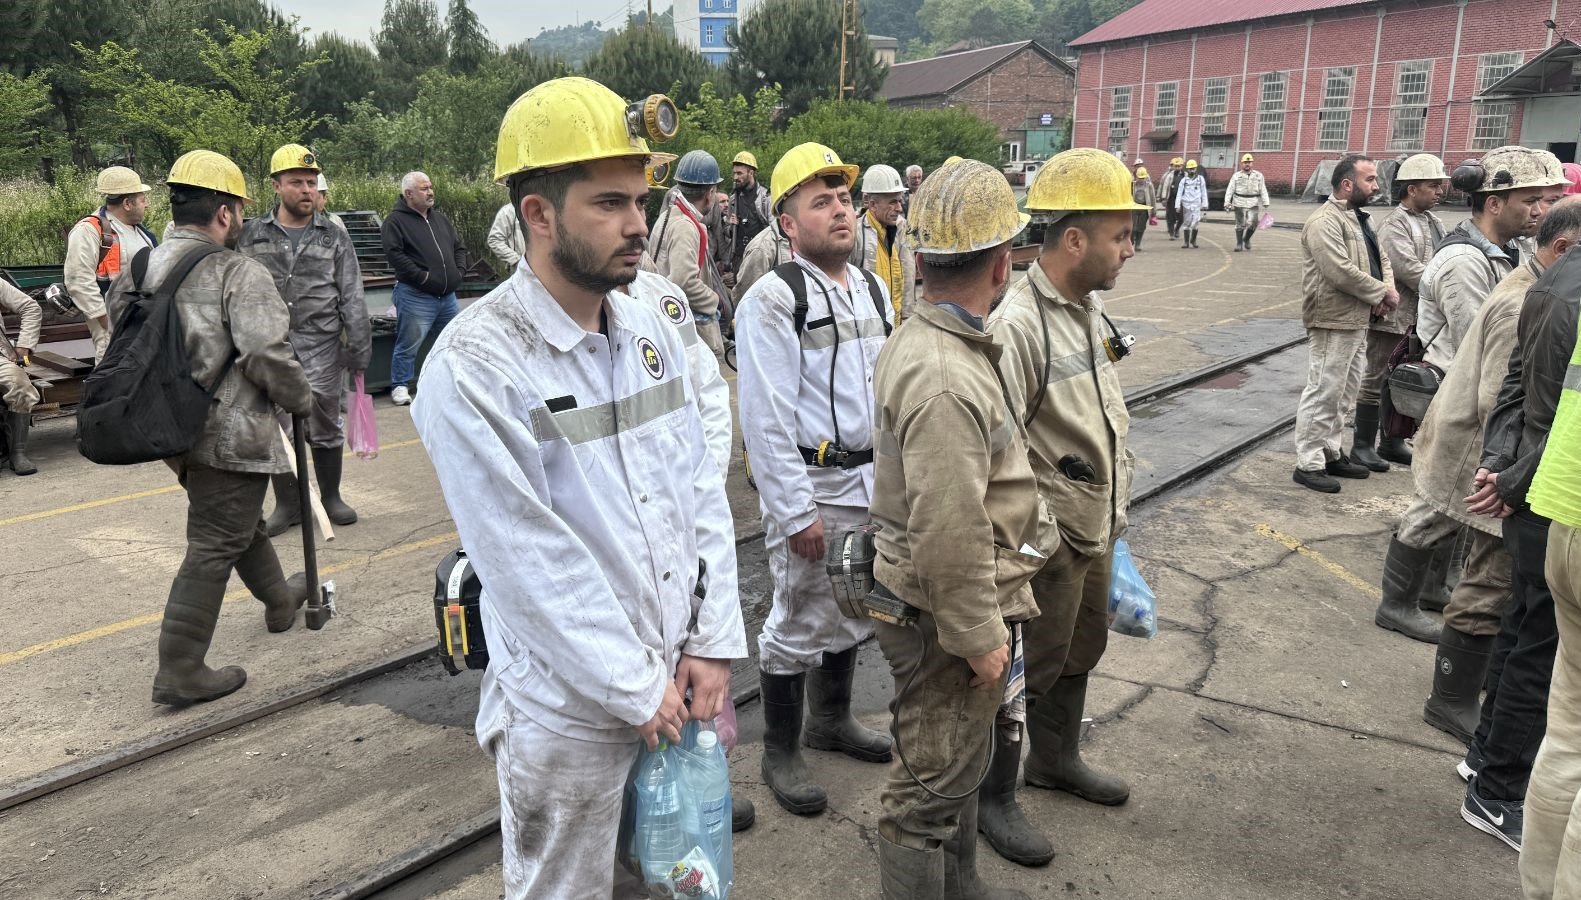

{"left": 839, "top": 0, "right": 858, "bottom": 99}
{"left": 647, "top": 0, "right": 654, "bottom": 30}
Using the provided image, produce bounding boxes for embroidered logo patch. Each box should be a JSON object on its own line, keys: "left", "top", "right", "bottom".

{"left": 660, "top": 295, "right": 687, "bottom": 324}
{"left": 637, "top": 337, "right": 665, "bottom": 380}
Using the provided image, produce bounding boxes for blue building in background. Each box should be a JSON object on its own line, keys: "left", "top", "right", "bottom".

{"left": 675, "top": 0, "right": 759, "bottom": 66}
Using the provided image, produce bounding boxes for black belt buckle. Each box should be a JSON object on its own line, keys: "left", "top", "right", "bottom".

{"left": 820, "top": 442, "right": 851, "bottom": 468}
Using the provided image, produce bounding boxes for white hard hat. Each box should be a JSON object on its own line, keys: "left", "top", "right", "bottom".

{"left": 861, "top": 164, "right": 905, "bottom": 195}
{"left": 316, "top": 173, "right": 329, "bottom": 192}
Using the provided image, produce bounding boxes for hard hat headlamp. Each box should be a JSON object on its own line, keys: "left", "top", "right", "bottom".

{"left": 629, "top": 94, "right": 679, "bottom": 144}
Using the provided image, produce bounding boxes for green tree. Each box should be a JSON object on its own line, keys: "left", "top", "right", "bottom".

{"left": 0, "top": 0, "right": 136, "bottom": 166}
{"left": 724, "top": 0, "right": 887, "bottom": 118}
{"left": 859, "top": 0, "right": 926, "bottom": 52}
{"left": 373, "top": 0, "right": 448, "bottom": 110}
{"left": 583, "top": 25, "right": 713, "bottom": 107}
{"left": 0, "top": 71, "right": 66, "bottom": 176}
{"left": 919, "top": 0, "right": 1037, "bottom": 49}
{"left": 526, "top": 21, "right": 609, "bottom": 68}
{"left": 297, "top": 33, "right": 381, "bottom": 133}
{"left": 445, "top": 0, "right": 494, "bottom": 74}
{"left": 1037, "top": 0, "right": 1141, "bottom": 45}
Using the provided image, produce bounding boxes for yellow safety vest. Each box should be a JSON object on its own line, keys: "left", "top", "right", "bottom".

{"left": 1530, "top": 320, "right": 1581, "bottom": 529}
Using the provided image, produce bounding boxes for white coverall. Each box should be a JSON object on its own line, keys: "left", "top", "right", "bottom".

{"left": 64, "top": 210, "right": 154, "bottom": 362}
{"left": 487, "top": 203, "right": 525, "bottom": 273}
{"left": 735, "top": 257, "right": 892, "bottom": 674}
{"left": 1175, "top": 174, "right": 1209, "bottom": 228}
{"left": 1, "top": 280, "right": 42, "bottom": 414}
{"left": 411, "top": 263, "right": 747, "bottom": 900}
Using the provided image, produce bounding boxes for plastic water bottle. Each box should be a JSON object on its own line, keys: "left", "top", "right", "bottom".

{"left": 687, "top": 730, "right": 733, "bottom": 893}
{"left": 638, "top": 749, "right": 688, "bottom": 889}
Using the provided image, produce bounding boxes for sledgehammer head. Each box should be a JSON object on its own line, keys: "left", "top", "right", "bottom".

{"left": 306, "top": 579, "right": 336, "bottom": 630}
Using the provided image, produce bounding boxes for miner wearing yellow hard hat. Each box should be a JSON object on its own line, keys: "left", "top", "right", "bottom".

{"left": 407, "top": 77, "right": 746, "bottom": 897}
{"left": 724, "top": 149, "right": 772, "bottom": 279}
{"left": 117, "top": 149, "right": 313, "bottom": 707}
{"left": 1159, "top": 156, "right": 1187, "bottom": 240}
{"left": 868, "top": 157, "right": 1039, "bottom": 898}
{"left": 979, "top": 147, "right": 1146, "bottom": 868}
{"left": 1225, "top": 152, "right": 1270, "bottom": 251}
{"left": 1174, "top": 158, "right": 1209, "bottom": 247}
{"left": 63, "top": 165, "right": 159, "bottom": 362}
{"left": 238, "top": 145, "right": 371, "bottom": 537}
{"left": 1131, "top": 163, "right": 1157, "bottom": 251}
{"left": 736, "top": 141, "right": 895, "bottom": 818}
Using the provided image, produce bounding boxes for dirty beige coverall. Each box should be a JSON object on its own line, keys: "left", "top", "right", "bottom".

{"left": 652, "top": 192, "right": 725, "bottom": 356}
{"left": 1366, "top": 203, "right": 1446, "bottom": 406}
{"left": 0, "top": 280, "right": 42, "bottom": 414}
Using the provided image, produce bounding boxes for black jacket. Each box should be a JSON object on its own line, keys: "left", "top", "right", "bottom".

{"left": 381, "top": 197, "right": 465, "bottom": 297}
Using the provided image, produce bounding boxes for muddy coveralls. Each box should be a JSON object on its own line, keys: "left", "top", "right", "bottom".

{"left": 239, "top": 209, "right": 372, "bottom": 535}
{"left": 980, "top": 261, "right": 1135, "bottom": 863}
{"left": 412, "top": 263, "right": 747, "bottom": 899}
{"left": 0, "top": 280, "right": 42, "bottom": 474}
{"left": 141, "top": 228, "right": 314, "bottom": 706}
{"left": 1223, "top": 168, "right": 1269, "bottom": 250}
{"left": 736, "top": 256, "right": 895, "bottom": 814}
{"left": 1361, "top": 203, "right": 1445, "bottom": 464}
{"left": 1130, "top": 178, "right": 1156, "bottom": 250}
{"left": 652, "top": 191, "right": 727, "bottom": 356}
{"left": 1158, "top": 167, "right": 1185, "bottom": 239}
{"left": 733, "top": 220, "right": 792, "bottom": 305}
{"left": 870, "top": 299, "right": 1044, "bottom": 895}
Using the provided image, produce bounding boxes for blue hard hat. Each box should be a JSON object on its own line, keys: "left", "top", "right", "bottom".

{"left": 675, "top": 150, "right": 721, "bottom": 186}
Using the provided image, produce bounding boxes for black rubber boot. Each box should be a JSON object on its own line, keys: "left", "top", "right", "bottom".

{"left": 1244, "top": 227, "right": 1254, "bottom": 251}
{"left": 1024, "top": 674, "right": 1130, "bottom": 805}
{"left": 1234, "top": 227, "right": 1245, "bottom": 251}
{"left": 879, "top": 834, "right": 945, "bottom": 899}
{"left": 1351, "top": 403, "right": 1390, "bottom": 472}
{"left": 1378, "top": 434, "right": 1414, "bottom": 465}
{"left": 233, "top": 534, "right": 309, "bottom": 633}
{"left": 731, "top": 793, "right": 755, "bottom": 832}
{"left": 265, "top": 474, "right": 301, "bottom": 536}
{"left": 151, "top": 575, "right": 248, "bottom": 706}
{"left": 977, "top": 727, "right": 1054, "bottom": 866}
{"left": 803, "top": 647, "right": 892, "bottom": 763}
{"left": 6, "top": 411, "right": 37, "bottom": 475}
{"left": 947, "top": 795, "right": 1032, "bottom": 899}
{"left": 760, "top": 671, "right": 828, "bottom": 815}
{"left": 1375, "top": 537, "right": 1443, "bottom": 643}
{"left": 1424, "top": 627, "right": 1493, "bottom": 746}
{"left": 311, "top": 446, "right": 358, "bottom": 526}
{"left": 1418, "top": 540, "right": 1454, "bottom": 613}
{"left": 1294, "top": 468, "right": 1341, "bottom": 493}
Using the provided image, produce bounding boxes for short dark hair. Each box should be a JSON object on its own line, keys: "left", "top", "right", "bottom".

{"left": 1041, "top": 212, "right": 1101, "bottom": 249}
{"left": 508, "top": 164, "right": 595, "bottom": 246}
{"left": 678, "top": 182, "right": 712, "bottom": 204}
{"left": 169, "top": 188, "right": 233, "bottom": 226}
{"left": 1537, "top": 198, "right": 1581, "bottom": 248}
{"left": 918, "top": 243, "right": 1005, "bottom": 287}
{"left": 1468, "top": 188, "right": 1517, "bottom": 215}
{"left": 1331, "top": 154, "right": 1373, "bottom": 191}
{"left": 105, "top": 194, "right": 130, "bottom": 207}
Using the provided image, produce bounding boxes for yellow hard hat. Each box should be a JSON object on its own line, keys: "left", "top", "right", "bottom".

{"left": 269, "top": 143, "right": 319, "bottom": 176}
{"left": 943, "top": 155, "right": 965, "bottom": 165}
{"left": 167, "top": 149, "right": 252, "bottom": 201}
{"left": 906, "top": 158, "right": 1029, "bottom": 257}
{"left": 1135, "top": 166, "right": 1149, "bottom": 179}
{"left": 1186, "top": 159, "right": 1199, "bottom": 170}
{"left": 733, "top": 150, "right": 758, "bottom": 169}
{"left": 96, "top": 166, "right": 150, "bottom": 195}
{"left": 1241, "top": 153, "right": 1255, "bottom": 163}
{"left": 1170, "top": 157, "right": 1184, "bottom": 166}
{"left": 494, "top": 76, "right": 678, "bottom": 184}
{"left": 770, "top": 142, "right": 859, "bottom": 213}
{"left": 1025, "top": 147, "right": 1149, "bottom": 213}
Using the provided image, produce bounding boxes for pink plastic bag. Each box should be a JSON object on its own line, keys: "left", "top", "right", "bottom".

{"left": 1148, "top": 215, "right": 1159, "bottom": 226}
{"left": 715, "top": 694, "right": 739, "bottom": 753}
{"left": 1258, "top": 212, "right": 1275, "bottom": 231}
{"left": 346, "top": 371, "right": 379, "bottom": 459}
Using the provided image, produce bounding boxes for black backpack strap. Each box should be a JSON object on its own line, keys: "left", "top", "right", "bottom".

{"left": 154, "top": 243, "right": 231, "bottom": 393}
{"left": 773, "top": 261, "right": 810, "bottom": 332}
{"left": 856, "top": 267, "right": 892, "bottom": 335}
{"left": 129, "top": 246, "right": 153, "bottom": 293}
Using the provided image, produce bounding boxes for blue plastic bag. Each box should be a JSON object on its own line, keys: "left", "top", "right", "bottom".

{"left": 626, "top": 720, "right": 734, "bottom": 898}
{"left": 1108, "top": 539, "right": 1158, "bottom": 639}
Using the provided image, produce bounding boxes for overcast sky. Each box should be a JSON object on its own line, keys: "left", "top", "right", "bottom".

{"left": 267, "top": 0, "right": 656, "bottom": 47}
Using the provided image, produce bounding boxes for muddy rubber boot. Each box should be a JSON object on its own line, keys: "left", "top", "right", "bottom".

{"left": 977, "top": 728, "right": 1054, "bottom": 866}
{"left": 948, "top": 795, "right": 1032, "bottom": 899}
{"left": 1351, "top": 403, "right": 1390, "bottom": 472}
{"left": 151, "top": 575, "right": 248, "bottom": 706}
{"left": 760, "top": 671, "right": 827, "bottom": 815}
{"left": 1418, "top": 540, "right": 1454, "bottom": 613}
{"left": 1244, "top": 227, "right": 1254, "bottom": 251}
{"left": 265, "top": 474, "right": 301, "bottom": 536}
{"left": 1024, "top": 674, "right": 1130, "bottom": 805}
{"left": 6, "top": 411, "right": 37, "bottom": 475}
{"left": 1424, "top": 627, "right": 1493, "bottom": 746}
{"left": 803, "top": 647, "right": 892, "bottom": 763}
{"left": 312, "top": 446, "right": 358, "bottom": 526}
{"left": 1234, "top": 228, "right": 1244, "bottom": 251}
{"left": 233, "top": 535, "right": 308, "bottom": 633}
{"left": 731, "top": 794, "right": 755, "bottom": 832}
{"left": 1375, "top": 537, "right": 1443, "bottom": 643}
{"left": 1378, "top": 433, "right": 1414, "bottom": 466}
{"left": 880, "top": 834, "right": 945, "bottom": 899}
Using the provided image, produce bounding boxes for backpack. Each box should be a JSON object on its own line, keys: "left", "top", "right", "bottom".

{"left": 772, "top": 261, "right": 893, "bottom": 336}
{"left": 77, "top": 243, "right": 230, "bottom": 465}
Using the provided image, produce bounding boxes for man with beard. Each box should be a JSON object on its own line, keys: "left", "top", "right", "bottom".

{"left": 725, "top": 151, "right": 772, "bottom": 278}
{"left": 1292, "top": 155, "right": 1398, "bottom": 496}
{"left": 976, "top": 148, "right": 1145, "bottom": 868}
{"left": 136, "top": 150, "right": 313, "bottom": 705}
{"left": 64, "top": 165, "right": 158, "bottom": 362}
{"left": 736, "top": 142, "right": 895, "bottom": 818}
{"left": 241, "top": 145, "right": 371, "bottom": 537}
{"left": 1224, "top": 153, "right": 1270, "bottom": 252}
{"left": 410, "top": 78, "right": 745, "bottom": 896}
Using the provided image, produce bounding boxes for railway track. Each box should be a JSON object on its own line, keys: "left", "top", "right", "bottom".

{"left": 1, "top": 334, "right": 1311, "bottom": 899}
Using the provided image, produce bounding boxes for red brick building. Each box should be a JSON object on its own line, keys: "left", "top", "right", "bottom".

{"left": 1069, "top": 0, "right": 1578, "bottom": 193}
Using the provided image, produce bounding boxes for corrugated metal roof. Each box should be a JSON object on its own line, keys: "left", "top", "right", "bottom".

{"left": 879, "top": 40, "right": 1071, "bottom": 101}
{"left": 1070, "top": 0, "right": 1377, "bottom": 47}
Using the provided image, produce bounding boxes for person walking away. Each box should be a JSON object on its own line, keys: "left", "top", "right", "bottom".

{"left": 0, "top": 279, "right": 42, "bottom": 475}
{"left": 1159, "top": 158, "right": 1186, "bottom": 241}
{"left": 381, "top": 171, "right": 465, "bottom": 406}
{"left": 412, "top": 78, "right": 746, "bottom": 897}
{"left": 1360, "top": 153, "right": 1449, "bottom": 470}
{"left": 852, "top": 164, "right": 917, "bottom": 322}
{"left": 64, "top": 166, "right": 158, "bottom": 363}
{"left": 981, "top": 148, "right": 1147, "bottom": 867}
{"left": 1224, "top": 154, "right": 1270, "bottom": 252}
{"left": 870, "top": 158, "right": 1042, "bottom": 899}
{"left": 652, "top": 150, "right": 729, "bottom": 358}
{"left": 486, "top": 201, "right": 525, "bottom": 274}
{"left": 1174, "top": 160, "right": 1208, "bottom": 249}
{"left": 736, "top": 142, "right": 895, "bottom": 817}
{"left": 240, "top": 144, "right": 372, "bottom": 536}
{"left": 139, "top": 150, "right": 314, "bottom": 706}
{"left": 1131, "top": 165, "right": 1156, "bottom": 251}
{"left": 1292, "top": 156, "right": 1399, "bottom": 494}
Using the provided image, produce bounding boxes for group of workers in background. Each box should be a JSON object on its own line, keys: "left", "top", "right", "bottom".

{"left": 1290, "top": 136, "right": 1581, "bottom": 894}
{"left": 1123, "top": 152, "right": 1267, "bottom": 252}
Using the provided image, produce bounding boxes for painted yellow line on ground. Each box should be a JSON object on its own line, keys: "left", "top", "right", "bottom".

{"left": 0, "top": 438, "right": 427, "bottom": 530}
{"left": 0, "top": 530, "right": 458, "bottom": 667}
{"left": 1255, "top": 523, "right": 1381, "bottom": 600}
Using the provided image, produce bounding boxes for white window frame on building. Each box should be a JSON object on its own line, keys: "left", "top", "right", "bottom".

{"left": 1389, "top": 59, "right": 1433, "bottom": 151}
{"left": 1003, "top": 141, "right": 1023, "bottom": 163}
{"left": 1202, "top": 77, "right": 1230, "bottom": 135}
{"left": 1109, "top": 86, "right": 1131, "bottom": 155}
{"left": 704, "top": 23, "right": 715, "bottom": 44}
{"left": 1317, "top": 66, "right": 1355, "bottom": 151}
{"left": 1255, "top": 71, "right": 1286, "bottom": 151}
{"left": 1472, "top": 52, "right": 1523, "bottom": 150}
{"left": 1154, "top": 81, "right": 1178, "bottom": 130}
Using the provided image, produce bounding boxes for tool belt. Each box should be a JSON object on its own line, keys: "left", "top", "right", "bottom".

{"left": 799, "top": 442, "right": 873, "bottom": 469}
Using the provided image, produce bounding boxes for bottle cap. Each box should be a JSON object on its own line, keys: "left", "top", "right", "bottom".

{"left": 696, "top": 730, "right": 718, "bottom": 750}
